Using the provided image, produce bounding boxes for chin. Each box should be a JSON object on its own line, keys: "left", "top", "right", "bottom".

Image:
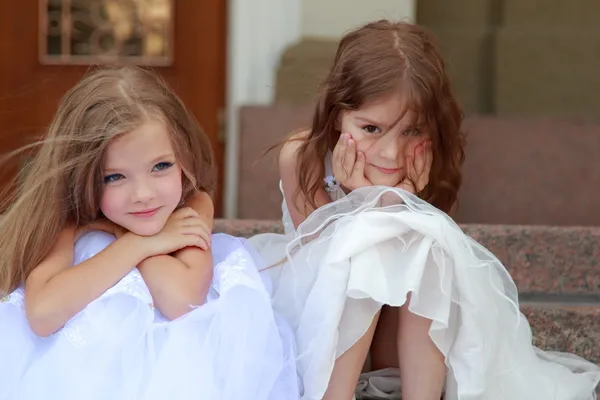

{"left": 133, "top": 225, "right": 164, "bottom": 237}
{"left": 365, "top": 169, "right": 403, "bottom": 187}
{"left": 122, "top": 220, "right": 166, "bottom": 237}
{"left": 367, "top": 175, "right": 403, "bottom": 188}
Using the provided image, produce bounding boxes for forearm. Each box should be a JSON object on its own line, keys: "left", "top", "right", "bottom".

{"left": 25, "top": 234, "right": 144, "bottom": 337}
{"left": 138, "top": 248, "right": 213, "bottom": 320}
{"left": 137, "top": 190, "right": 214, "bottom": 319}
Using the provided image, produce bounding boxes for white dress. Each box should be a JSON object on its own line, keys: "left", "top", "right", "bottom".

{"left": 0, "top": 231, "right": 299, "bottom": 400}
{"left": 249, "top": 156, "right": 600, "bottom": 400}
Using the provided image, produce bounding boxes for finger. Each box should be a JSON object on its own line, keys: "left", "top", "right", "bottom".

{"left": 341, "top": 137, "right": 356, "bottom": 178}
{"left": 414, "top": 144, "right": 425, "bottom": 174}
{"left": 406, "top": 140, "right": 420, "bottom": 159}
{"left": 177, "top": 236, "right": 210, "bottom": 251}
{"left": 178, "top": 219, "right": 210, "bottom": 233}
{"left": 397, "top": 180, "right": 416, "bottom": 194}
{"left": 173, "top": 207, "right": 200, "bottom": 219}
{"left": 182, "top": 226, "right": 212, "bottom": 246}
{"left": 351, "top": 150, "right": 366, "bottom": 178}
{"left": 192, "top": 236, "right": 210, "bottom": 251}
{"left": 406, "top": 155, "right": 415, "bottom": 181}
{"left": 332, "top": 133, "right": 346, "bottom": 158}
{"left": 418, "top": 143, "right": 433, "bottom": 191}
{"left": 332, "top": 133, "right": 347, "bottom": 178}
{"left": 179, "top": 217, "right": 211, "bottom": 237}
{"left": 412, "top": 143, "right": 419, "bottom": 159}
{"left": 192, "top": 237, "right": 210, "bottom": 251}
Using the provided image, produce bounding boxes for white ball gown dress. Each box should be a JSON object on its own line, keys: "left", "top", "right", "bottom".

{"left": 0, "top": 231, "right": 299, "bottom": 400}
{"left": 249, "top": 157, "right": 600, "bottom": 400}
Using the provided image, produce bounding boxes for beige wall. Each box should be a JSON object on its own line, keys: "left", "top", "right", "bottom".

{"left": 301, "top": 0, "right": 415, "bottom": 38}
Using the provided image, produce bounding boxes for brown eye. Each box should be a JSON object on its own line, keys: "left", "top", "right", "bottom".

{"left": 363, "top": 125, "right": 381, "bottom": 134}
{"left": 402, "top": 127, "right": 421, "bottom": 136}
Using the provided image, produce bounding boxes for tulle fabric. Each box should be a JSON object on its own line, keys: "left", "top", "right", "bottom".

{"left": 250, "top": 186, "right": 600, "bottom": 400}
{"left": 0, "top": 231, "right": 299, "bottom": 400}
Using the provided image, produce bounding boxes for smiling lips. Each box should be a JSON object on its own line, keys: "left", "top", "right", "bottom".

{"left": 129, "top": 207, "right": 160, "bottom": 218}
{"left": 372, "top": 165, "right": 400, "bottom": 175}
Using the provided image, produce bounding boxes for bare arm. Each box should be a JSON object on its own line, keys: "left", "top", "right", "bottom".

{"left": 279, "top": 133, "right": 332, "bottom": 229}
{"left": 137, "top": 191, "right": 214, "bottom": 320}
{"left": 25, "top": 227, "right": 147, "bottom": 337}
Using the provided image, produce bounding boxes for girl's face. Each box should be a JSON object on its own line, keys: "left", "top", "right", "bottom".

{"left": 338, "top": 94, "right": 429, "bottom": 187}
{"left": 100, "top": 119, "right": 183, "bottom": 236}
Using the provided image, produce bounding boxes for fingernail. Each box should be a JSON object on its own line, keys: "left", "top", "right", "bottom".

{"left": 348, "top": 139, "right": 354, "bottom": 146}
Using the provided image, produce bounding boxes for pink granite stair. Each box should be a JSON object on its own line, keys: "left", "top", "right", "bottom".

{"left": 214, "top": 219, "right": 600, "bottom": 366}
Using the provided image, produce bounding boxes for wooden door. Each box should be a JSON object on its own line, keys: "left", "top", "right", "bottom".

{"left": 0, "top": 1, "right": 226, "bottom": 215}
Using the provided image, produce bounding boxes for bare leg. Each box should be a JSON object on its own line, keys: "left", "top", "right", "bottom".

{"left": 398, "top": 294, "right": 445, "bottom": 400}
{"left": 323, "top": 312, "right": 380, "bottom": 400}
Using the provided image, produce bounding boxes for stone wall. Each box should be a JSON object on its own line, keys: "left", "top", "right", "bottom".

{"left": 237, "top": 105, "right": 600, "bottom": 226}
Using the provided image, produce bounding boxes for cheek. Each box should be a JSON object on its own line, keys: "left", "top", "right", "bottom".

{"left": 396, "top": 136, "right": 422, "bottom": 159}
{"left": 353, "top": 136, "right": 376, "bottom": 157}
{"left": 99, "top": 187, "right": 124, "bottom": 220}
{"left": 159, "top": 169, "right": 183, "bottom": 206}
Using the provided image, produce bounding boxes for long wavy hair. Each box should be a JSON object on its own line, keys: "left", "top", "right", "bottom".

{"left": 294, "top": 20, "right": 465, "bottom": 214}
{"left": 0, "top": 66, "right": 216, "bottom": 295}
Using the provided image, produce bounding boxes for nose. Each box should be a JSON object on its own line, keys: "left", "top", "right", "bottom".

{"left": 377, "top": 132, "right": 406, "bottom": 161}
{"left": 130, "top": 178, "right": 154, "bottom": 203}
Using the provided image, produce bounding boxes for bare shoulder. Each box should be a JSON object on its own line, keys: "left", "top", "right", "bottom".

{"left": 279, "top": 130, "right": 310, "bottom": 170}
{"left": 187, "top": 190, "right": 214, "bottom": 215}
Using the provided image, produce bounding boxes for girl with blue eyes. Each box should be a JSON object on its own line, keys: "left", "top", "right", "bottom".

{"left": 247, "top": 20, "right": 600, "bottom": 400}
{"left": 0, "top": 66, "right": 298, "bottom": 400}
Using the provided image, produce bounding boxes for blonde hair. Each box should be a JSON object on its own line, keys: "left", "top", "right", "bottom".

{"left": 0, "top": 66, "right": 216, "bottom": 295}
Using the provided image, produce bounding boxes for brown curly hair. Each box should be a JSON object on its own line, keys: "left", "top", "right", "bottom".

{"left": 294, "top": 20, "right": 466, "bottom": 214}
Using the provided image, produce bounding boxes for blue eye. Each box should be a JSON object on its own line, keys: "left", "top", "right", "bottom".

{"left": 363, "top": 125, "right": 382, "bottom": 134}
{"left": 104, "top": 174, "right": 123, "bottom": 183}
{"left": 152, "top": 161, "right": 173, "bottom": 172}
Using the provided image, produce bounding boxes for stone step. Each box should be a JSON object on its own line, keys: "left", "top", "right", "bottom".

{"left": 462, "top": 224, "right": 600, "bottom": 297}
{"left": 215, "top": 220, "right": 600, "bottom": 297}
{"left": 214, "top": 220, "right": 600, "bottom": 367}
{"left": 522, "top": 304, "right": 600, "bottom": 365}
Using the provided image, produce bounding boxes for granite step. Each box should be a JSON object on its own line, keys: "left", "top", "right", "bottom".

{"left": 214, "top": 220, "right": 600, "bottom": 365}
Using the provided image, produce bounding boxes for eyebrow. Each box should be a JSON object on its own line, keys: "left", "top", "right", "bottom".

{"left": 354, "top": 116, "right": 382, "bottom": 125}
{"left": 104, "top": 153, "right": 175, "bottom": 173}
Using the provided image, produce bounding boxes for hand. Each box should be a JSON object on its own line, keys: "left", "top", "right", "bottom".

{"left": 397, "top": 140, "right": 432, "bottom": 195}
{"left": 75, "top": 219, "right": 125, "bottom": 242}
{"left": 332, "top": 133, "right": 372, "bottom": 191}
{"left": 140, "top": 207, "right": 212, "bottom": 258}
{"left": 183, "top": 191, "right": 214, "bottom": 231}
